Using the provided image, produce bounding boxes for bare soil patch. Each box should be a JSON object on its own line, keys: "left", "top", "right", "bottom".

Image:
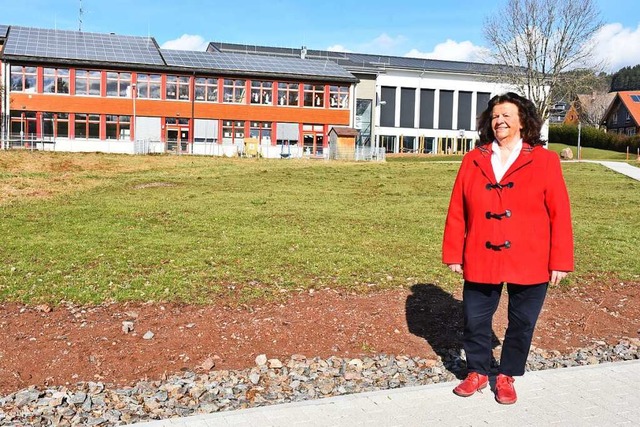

{"left": 2, "top": 279, "right": 638, "bottom": 395}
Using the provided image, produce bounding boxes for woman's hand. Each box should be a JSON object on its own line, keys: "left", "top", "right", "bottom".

{"left": 448, "top": 264, "right": 463, "bottom": 274}
{"left": 550, "top": 270, "right": 568, "bottom": 286}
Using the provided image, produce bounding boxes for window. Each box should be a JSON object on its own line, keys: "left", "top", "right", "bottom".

{"left": 630, "top": 94, "right": 640, "bottom": 102}
{"left": 329, "top": 85, "right": 349, "bottom": 108}
{"left": 250, "top": 81, "right": 273, "bottom": 104}
{"left": 137, "top": 73, "right": 162, "bottom": 99}
{"left": 223, "top": 79, "right": 246, "bottom": 103}
{"left": 106, "top": 115, "right": 131, "bottom": 140}
{"left": 10, "top": 65, "right": 37, "bottom": 92}
{"left": 43, "top": 68, "right": 70, "bottom": 94}
{"left": 249, "top": 121, "right": 272, "bottom": 143}
{"left": 42, "top": 112, "right": 69, "bottom": 139}
{"left": 75, "top": 70, "right": 102, "bottom": 96}
{"left": 195, "top": 77, "right": 218, "bottom": 102}
{"left": 75, "top": 114, "right": 100, "bottom": 139}
{"left": 9, "top": 111, "right": 37, "bottom": 139}
{"left": 222, "top": 120, "right": 245, "bottom": 144}
{"left": 106, "top": 72, "right": 132, "bottom": 97}
{"left": 277, "top": 82, "right": 299, "bottom": 106}
{"left": 166, "top": 75, "right": 190, "bottom": 100}
{"left": 379, "top": 135, "right": 396, "bottom": 153}
{"left": 304, "top": 84, "right": 324, "bottom": 107}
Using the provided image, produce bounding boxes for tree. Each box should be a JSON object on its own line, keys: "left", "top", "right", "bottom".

{"left": 610, "top": 65, "right": 640, "bottom": 91}
{"left": 484, "top": 0, "right": 603, "bottom": 121}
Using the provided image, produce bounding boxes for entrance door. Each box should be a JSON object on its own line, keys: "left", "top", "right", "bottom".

{"left": 166, "top": 127, "right": 190, "bottom": 153}
{"left": 303, "top": 133, "right": 324, "bottom": 156}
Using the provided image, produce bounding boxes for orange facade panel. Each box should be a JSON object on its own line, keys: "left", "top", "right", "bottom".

{"left": 11, "top": 93, "right": 350, "bottom": 124}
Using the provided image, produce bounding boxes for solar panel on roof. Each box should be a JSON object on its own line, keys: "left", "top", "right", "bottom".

{"left": 0, "top": 24, "right": 9, "bottom": 38}
{"left": 3, "top": 26, "right": 165, "bottom": 66}
{"left": 161, "top": 49, "right": 354, "bottom": 80}
{"left": 630, "top": 94, "right": 640, "bottom": 103}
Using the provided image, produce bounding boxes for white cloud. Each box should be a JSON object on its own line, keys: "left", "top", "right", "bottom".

{"left": 160, "top": 34, "right": 208, "bottom": 51}
{"left": 339, "top": 33, "right": 407, "bottom": 55}
{"left": 590, "top": 23, "right": 640, "bottom": 73}
{"left": 327, "top": 44, "right": 352, "bottom": 53}
{"left": 405, "top": 39, "right": 491, "bottom": 62}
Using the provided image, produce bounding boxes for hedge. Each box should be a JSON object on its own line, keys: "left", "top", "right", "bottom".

{"left": 548, "top": 124, "right": 640, "bottom": 153}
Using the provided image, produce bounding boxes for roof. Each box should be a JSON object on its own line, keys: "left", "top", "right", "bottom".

{"left": 3, "top": 26, "right": 164, "bottom": 66}
{"left": 0, "top": 25, "right": 355, "bottom": 82}
{"left": 160, "top": 49, "right": 355, "bottom": 82}
{"left": 615, "top": 91, "right": 640, "bottom": 126}
{"left": 208, "top": 42, "right": 513, "bottom": 76}
{"left": 329, "top": 127, "right": 359, "bottom": 137}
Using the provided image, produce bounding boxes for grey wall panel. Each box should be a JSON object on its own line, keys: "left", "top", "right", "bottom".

{"left": 457, "top": 91, "right": 472, "bottom": 130}
{"left": 420, "top": 89, "right": 435, "bottom": 129}
{"left": 400, "top": 88, "right": 415, "bottom": 128}
{"left": 135, "top": 117, "right": 161, "bottom": 141}
{"left": 276, "top": 122, "right": 299, "bottom": 140}
{"left": 439, "top": 90, "right": 454, "bottom": 130}
{"left": 380, "top": 86, "right": 396, "bottom": 127}
{"left": 194, "top": 119, "right": 219, "bottom": 139}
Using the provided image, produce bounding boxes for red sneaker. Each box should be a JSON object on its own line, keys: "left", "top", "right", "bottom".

{"left": 453, "top": 372, "right": 488, "bottom": 397}
{"left": 495, "top": 374, "right": 517, "bottom": 404}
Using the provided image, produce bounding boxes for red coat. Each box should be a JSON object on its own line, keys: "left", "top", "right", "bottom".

{"left": 442, "top": 143, "right": 574, "bottom": 285}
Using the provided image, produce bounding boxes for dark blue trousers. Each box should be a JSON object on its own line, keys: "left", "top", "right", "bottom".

{"left": 462, "top": 281, "right": 548, "bottom": 377}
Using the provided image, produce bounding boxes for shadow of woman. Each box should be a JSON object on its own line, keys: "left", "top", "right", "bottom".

{"left": 405, "top": 283, "right": 500, "bottom": 379}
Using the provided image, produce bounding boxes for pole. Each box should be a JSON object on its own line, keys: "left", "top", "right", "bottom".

{"left": 577, "top": 121, "right": 582, "bottom": 160}
{"left": 132, "top": 83, "right": 136, "bottom": 142}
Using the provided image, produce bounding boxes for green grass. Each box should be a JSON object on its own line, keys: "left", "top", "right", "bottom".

{"left": 1, "top": 152, "right": 639, "bottom": 305}
{"left": 547, "top": 143, "right": 635, "bottom": 161}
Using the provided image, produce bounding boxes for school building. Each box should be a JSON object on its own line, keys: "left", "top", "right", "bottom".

{"left": 0, "top": 24, "right": 515, "bottom": 159}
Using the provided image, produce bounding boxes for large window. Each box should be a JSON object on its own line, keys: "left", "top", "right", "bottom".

{"left": 166, "top": 75, "right": 190, "bottom": 100}
{"left": 10, "top": 111, "right": 37, "bottom": 139}
{"left": 304, "top": 84, "right": 324, "bottom": 107}
{"left": 222, "top": 120, "right": 245, "bottom": 144}
{"left": 329, "top": 85, "right": 349, "bottom": 109}
{"left": 75, "top": 114, "right": 100, "bottom": 139}
{"left": 249, "top": 121, "right": 272, "bottom": 143}
{"left": 137, "top": 74, "right": 162, "bottom": 99}
{"left": 75, "top": 70, "right": 101, "bottom": 96}
{"left": 223, "top": 79, "right": 246, "bottom": 103}
{"left": 277, "top": 82, "right": 299, "bottom": 106}
{"left": 43, "top": 68, "right": 70, "bottom": 94}
{"left": 42, "top": 112, "right": 69, "bottom": 139}
{"left": 250, "top": 81, "right": 273, "bottom": 104}
{"left": 106, "top": 72, "right": 132, "bottom": 97}
{"left": 195, "top": 77, "right": 218, "bottom": 102}
{"left": 106, "top": 115, "right": 131, "bottom": 140}
{"left": 10, "top": 65, "right": 37, "bottom": 92}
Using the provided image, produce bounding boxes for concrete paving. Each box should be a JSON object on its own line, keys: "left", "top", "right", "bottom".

{"left": 582, "top": 160, "right": 640, "bottom": 181}
{"left": 129, "top": 160, "right": 640, "bottom": 427}
{"left": 130, "top": 359, "right": 640, "bottom": 427}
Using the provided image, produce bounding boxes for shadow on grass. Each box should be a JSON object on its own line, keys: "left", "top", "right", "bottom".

{"left": 405, "top": 283, "right": 500, "bottom": 379}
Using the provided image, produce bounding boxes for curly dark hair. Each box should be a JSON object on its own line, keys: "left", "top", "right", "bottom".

{"left": 476, "top": 92, "right": 544, "bottom": 146}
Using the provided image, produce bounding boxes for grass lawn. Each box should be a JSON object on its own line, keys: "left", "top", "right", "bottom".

{"left": 1, "top": 151, "right": 639, "bottom": 305}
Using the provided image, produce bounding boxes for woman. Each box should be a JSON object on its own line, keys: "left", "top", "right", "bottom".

{"left": 442, "top": 92, "right": 573, "bottom": 404}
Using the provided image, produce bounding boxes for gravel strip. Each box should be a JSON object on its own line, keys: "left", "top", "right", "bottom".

{"left": 2, "top": 338, "right": 639, "bottom": 426}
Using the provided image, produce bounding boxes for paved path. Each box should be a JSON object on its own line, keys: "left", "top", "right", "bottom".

{"left": 130, "top": 359, "right": 640, "bottom": 427}
{"left": 581, "top": 160, "right": 640, "bottom": 181}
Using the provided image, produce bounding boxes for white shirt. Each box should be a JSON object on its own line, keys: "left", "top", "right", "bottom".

{"left": 491, "top": 139, "right": 522, "bottom": 183}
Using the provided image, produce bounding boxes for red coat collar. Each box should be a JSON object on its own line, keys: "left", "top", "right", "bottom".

{"left": 473, "top": 142, "right": 536, "bottom": 183}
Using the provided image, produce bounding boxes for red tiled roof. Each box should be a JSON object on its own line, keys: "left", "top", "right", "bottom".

{"left": 616, "top": 91, "right": 640, "bottom": 126}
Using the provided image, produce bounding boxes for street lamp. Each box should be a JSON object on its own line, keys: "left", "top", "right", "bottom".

{"left": 131, "top": 83, "right": 137, "bottom": 141}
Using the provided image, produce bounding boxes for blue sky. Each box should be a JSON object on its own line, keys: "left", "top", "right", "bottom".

{"left": 2, "top": 0, "right": 639, "bottom": 73}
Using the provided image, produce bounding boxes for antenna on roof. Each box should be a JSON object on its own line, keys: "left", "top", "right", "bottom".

{"left": 78, "top": 0, "right": 84, "bottom": 32}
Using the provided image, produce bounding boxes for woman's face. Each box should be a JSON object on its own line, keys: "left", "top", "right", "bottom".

{"left": 491, "top": 102, "right": 522, "bottom": 144}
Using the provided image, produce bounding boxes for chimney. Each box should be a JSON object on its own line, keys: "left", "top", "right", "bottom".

{"left": 301, "top": 46, "right": 307, "bottom": 59}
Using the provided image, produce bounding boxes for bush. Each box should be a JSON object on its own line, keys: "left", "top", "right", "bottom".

{"left": 549, "top": 124, "right": 640, "bottom": 153}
